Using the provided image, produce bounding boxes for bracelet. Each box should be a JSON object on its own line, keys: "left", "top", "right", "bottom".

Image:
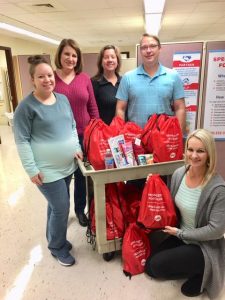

{"left": 176, "top": 229, "right": 184, "bottom": 240}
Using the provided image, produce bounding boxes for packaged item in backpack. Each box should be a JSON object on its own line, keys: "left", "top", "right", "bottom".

{"left": 108, "top": 135, "right": 129, "bottom": 168}
{"left": 121, "top": 141, "right": 137, "bottom": 166}
{"left": 119, "top": 121, "right": 145, "bottom": 159}
{"left": 137, "top": 154, "right": 153, "bottom": 165}
{"left": 137, "top": 154, "right": 147, "bottom": 165}
{"left": 145, "top": 154, "right": 153, "bottom": 164}
{"left": 104, "top": 149, "right": 114, "bottom": 169}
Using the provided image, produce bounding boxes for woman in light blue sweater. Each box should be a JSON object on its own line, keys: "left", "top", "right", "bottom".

{"left": 145, "top": 129, "right": 225, "bottom": 299}
{"left": 14, "top": 55, "right": 83, "bottom": 267}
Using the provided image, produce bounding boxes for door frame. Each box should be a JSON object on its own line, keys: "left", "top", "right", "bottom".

{"left": 0, "top": 46, "right": 18, "bottom": 111}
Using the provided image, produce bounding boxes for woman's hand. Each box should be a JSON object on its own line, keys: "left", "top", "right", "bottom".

{"left": 163, "top": 226, "right": 178, "bottom": 236}
{"left": 146, "top": 173, "right": 152, "bottom": 182}
{"left": 75, "top": 151, "right": 83, "bottom": 161}
{"left": 31, "top": 172, "right": 44, "bottom": 186}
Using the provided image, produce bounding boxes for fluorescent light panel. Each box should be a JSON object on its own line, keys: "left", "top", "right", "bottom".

{"left": 0, "top": 22, "right": 60, "bottom": 45}
{"left": 143, "top": 0, "right": 166, "bottom": 35}
{"left": 145, "top": 14, "right": 162, "bottom": 35}
{"left": 144, "top": 0, "right": 165, "bottom": 13}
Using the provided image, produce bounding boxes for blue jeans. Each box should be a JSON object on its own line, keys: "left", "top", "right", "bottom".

{"left": 38, "top": 174, "right": 72, "bottom": 255}
{"left": 74, "top": 135, "right": 86, "bottom": 214}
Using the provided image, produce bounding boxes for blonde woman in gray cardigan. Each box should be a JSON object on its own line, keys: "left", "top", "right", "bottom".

{"left": 145, "top": 129, "right": 225, "bottom": 299}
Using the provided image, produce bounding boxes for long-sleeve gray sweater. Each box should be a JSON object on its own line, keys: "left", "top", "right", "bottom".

{"left": 171, "top": 166, "right": 225, "bottom": 299}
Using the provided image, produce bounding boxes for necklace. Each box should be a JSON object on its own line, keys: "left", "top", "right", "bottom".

{"left": 186, "top": 170, "right": 205, "bottom": 188}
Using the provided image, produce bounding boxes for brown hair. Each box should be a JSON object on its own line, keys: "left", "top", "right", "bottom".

{"left": 92, "top": 45, "right": 121, "bottom": 81}
{"left": 27, "top": 55, "right": 51, "bottom": 78}
{"left": 140, "top": 33, "right": 161, "bottom": 48}
{"left": 54, "top": 38, "right": 83, "bottom": 74}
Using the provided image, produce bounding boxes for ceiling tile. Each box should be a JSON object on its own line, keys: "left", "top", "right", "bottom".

{"left": 0, "top": 0, "right": 225, "bottom": 48}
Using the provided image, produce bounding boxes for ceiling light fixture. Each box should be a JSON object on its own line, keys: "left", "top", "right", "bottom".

{"left": 0, "top": 22, "right": 60, "bottom": 45}
{"left": 144, "top": 0, "right": 166, "bottom": 35}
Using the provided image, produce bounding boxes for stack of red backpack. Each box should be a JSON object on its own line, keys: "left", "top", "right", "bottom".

{"left": 141, "top": 113, "right": 183, "bottom": 162}
{"left": 84, "top": 114, "right": 183, "bottom": 170}
{"left": 83, "top": 117, "right": 145, "bottom": 170}
{"left": 88, "top": 176, "right": 178, "bottom": 278}
{"left": 84, "top": 116, "right": 180, "bottom": 278}
{"left": 89, "top": 182, "right": 143, "bottom": 241}
{"left": 122, "top": 174, "right": 178, "bottom": 278}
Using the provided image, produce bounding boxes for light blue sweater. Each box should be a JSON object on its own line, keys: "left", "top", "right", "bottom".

{"left": 14, "top": 92, "right": 81, "bottom": 183}
{"left": 175, "top": 175, "right": 201, "bottom": 235}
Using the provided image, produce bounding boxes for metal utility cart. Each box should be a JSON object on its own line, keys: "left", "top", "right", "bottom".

{"left": 78, "top": 159, "right": 184, "bottom": 258}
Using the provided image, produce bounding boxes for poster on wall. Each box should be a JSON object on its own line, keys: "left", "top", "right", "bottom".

{"left": 173, "top": 52, "right": 201, "bottom": 135}
{"left": 203, "top": 50, "right": 225, "bottom": 140}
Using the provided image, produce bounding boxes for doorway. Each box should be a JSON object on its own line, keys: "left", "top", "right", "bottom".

{"left": 0, "top": 46, "right": 18, "bottom": 112}
{"left": 0, "top": 46, "right": 18, "bottom": 143}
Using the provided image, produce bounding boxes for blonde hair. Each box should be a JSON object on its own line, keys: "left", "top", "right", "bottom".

{"left": 185, "top": 129, "right": 217, "bottom": 185}
{"left": 140, "top": 33, "right": 161, "bottom": 48}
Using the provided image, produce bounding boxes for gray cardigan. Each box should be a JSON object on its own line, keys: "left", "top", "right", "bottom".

{"left": 171, "top": 166, "right": 225, "bottom": 299}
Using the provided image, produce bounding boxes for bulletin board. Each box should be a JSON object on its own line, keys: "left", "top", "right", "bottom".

{"left": 201, "top": 41, "right": 225, "bottom": 140}
{"left": 201, "top": 41, "right": 225, "bottom": 179}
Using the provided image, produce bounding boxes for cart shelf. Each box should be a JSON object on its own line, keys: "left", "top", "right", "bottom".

{"left": 78, "top": 159, "right": 184, "bottom": 254}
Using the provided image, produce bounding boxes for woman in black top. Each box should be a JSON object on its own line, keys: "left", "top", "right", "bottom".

{"left": 91, "top": 45, "right": 121, "bottom": 125}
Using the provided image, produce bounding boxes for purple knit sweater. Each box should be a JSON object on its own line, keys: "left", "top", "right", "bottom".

{"left": 54, "top": 72, "right": 99, "bottom": 135}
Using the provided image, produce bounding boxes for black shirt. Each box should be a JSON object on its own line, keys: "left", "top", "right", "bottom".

{"left": 91, "top": 75, "right": 121, "bottom": 125}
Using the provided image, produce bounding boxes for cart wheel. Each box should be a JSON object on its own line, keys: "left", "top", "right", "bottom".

{"left": 103, "top": 251, "right": 115, "bottom": 262}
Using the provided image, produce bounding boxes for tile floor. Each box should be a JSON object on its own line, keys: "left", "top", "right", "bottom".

{"left": 0, "top": 125, "right": 223, "bottom": 300}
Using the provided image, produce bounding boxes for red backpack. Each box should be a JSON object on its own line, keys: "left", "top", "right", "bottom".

{"left": 90, "top": 183, "right": 125, "bottom": 240}
{"left": 117, "top": 182, "right": 142, "bottom": 224}
{"left": 83, "top": 119, "right": 115, "bottom": 170}
{"left": 141, "top": 113, "right": 158, "bottom": 153}
{"left": 122, "top": 223, "right": 151, "bottom": 277}
{"left": 151, "top": 116, "right": 183, "bottom": 162}
{"left": 110, "top": 116, "right": 126, "bottom": 135}
{"left": 119, "top": 121, "right": 145, "bottom": 159}
{"left": 138, "top": 175, "right": 178, "bottom": 229}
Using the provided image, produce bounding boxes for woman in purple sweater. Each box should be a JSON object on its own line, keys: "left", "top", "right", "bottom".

{"left": 54, "top": 39, "right": 99, "bottom": 227}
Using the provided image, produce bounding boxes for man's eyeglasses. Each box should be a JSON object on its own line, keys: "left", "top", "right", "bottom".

{"left": 140, "top": 44, "right": 159, "bottom": 51}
